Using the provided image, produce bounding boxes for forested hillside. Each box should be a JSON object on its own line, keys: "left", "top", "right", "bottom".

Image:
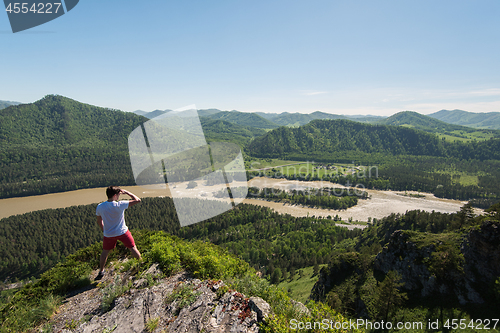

{"left": 247, "top": 119, "right": 450, "bottom": 158}
{"left": 2, "top": 199, "right": 499, "bottom": 331}
{"left": 0, "top": 198, "right": 361, "bottom": 282}
{"left": 0, "top": 95, "right": 144, "bottom": 146}
{"left": 0, "top": 95, "right": 146, "bottom": 199}
{"left": 247, "top": 118, "right": 500, "bottom": 160}
{"left": 310, "top": 205, "right": 500, "bottom": 325}
{"left": 200, "top": 118, "right": 267, "bottom": 146}
{"left": 0, "top": 96, "right": 260, "bottom": 199}
{"left": 382, "top": 111, "right": 471, "bottom": 132}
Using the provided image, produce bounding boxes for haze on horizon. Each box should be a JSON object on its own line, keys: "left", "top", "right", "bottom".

{"left": 1, "top": 0, "right": 499, "bottom": 116}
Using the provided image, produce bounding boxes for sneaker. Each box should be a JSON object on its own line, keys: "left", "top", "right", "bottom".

{"left": 95, "top": 270, "right": 105, "bottom": 281}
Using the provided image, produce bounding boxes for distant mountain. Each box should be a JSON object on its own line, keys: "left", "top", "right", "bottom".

{"left": 253, "top": 112, "right": 277, "bottom": 120}
{"left": 380, "top": 111, "right": 500, "bottom": 140}
{"left": 246, "top": 118, "right": 500, "bottom": 161}
{"left": 242, "top": 111, "right": 386, "bottom": 127}
{"left": 429, "top": 109, "right": 500, "bottom": 129}
{"left": 133, "top": 110, "right": 148, "bottom": 116}
{"left": 246, "top": 119, "right": 448, "bottom": 160}
{"left": 146, "top": 109, "right": 386, "bottom": 128}
{"left": 268, "top": 111, "right": 346, "bottom": 127}
{"left": 381, "top": 111, "right": 466, "bottom": 132}
{"left": 133, "top": 109, "right": 170, "bottom": 119}
{"left": 0, "top": 100, "right": 21, "bottom": 110}
{"left": 202, "top": 110, "right": 279, "bottom": 129}
{"left": 0, "top": 96, "right": 273, "bottom": 199}
{"left": 134, "top": 108, "right": 222, "bottom": 119}
{"left": 344, "top": 114, "right": 386, "bottom": 123}
{"left": 0, "top": 95, "right": 145, "bottom": 146}
{"left": 266, "top": 112, "right": 319, "bottom": 126}
{"left": 309, "top": 111, "right": 347, "bottom": 120}
{"left": 0, "top": 95, "right": 147, "bottom": 198}
{"left": 200, "top": 118, "right": 267, "bottom": 146}
{"left": 198, "top": 109, "right": 225, "bottom": 117}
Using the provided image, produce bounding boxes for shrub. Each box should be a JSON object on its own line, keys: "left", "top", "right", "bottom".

{"left": 145, "top": 317, "right": 160, "bottom": 332}
{"left": 144, "top": 232, "right": 252, "bottom": 280}
{"left": 101, "top": 275, "right": 132, "bottom": 312}
{"left": 145, "top": 235, "right": 181, "bottom": 275}
{"left": 166, "top": 283, "right": 201, "bottom": 314}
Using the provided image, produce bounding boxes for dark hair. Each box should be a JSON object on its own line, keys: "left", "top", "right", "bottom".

{"left": 106, "top": 186, "right": 121, "bottom": 199}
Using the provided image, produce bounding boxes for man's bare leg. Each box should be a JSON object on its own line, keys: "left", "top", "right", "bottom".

{"left": 129, "top": 246, "right": 141, "bottom": 260}
{"left": 100, "top": 249, "right": 112, "bottom": 272}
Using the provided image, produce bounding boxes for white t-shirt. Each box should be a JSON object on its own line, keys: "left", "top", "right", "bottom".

{"left": 96, "top": 201, "right": 130, "bottom": 237}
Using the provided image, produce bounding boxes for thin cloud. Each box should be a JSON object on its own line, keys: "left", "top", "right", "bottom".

{"left": 301, "top": 90, "right": 328, "bottom": 96}
{"left": 468, "top": 88, "right": 500, "bottom": 97}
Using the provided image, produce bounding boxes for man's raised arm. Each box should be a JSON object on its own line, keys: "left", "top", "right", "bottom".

{"left": 120, "top": 189, "right": 141, "bottom": 207}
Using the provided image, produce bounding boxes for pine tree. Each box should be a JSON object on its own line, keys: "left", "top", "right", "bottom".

{"left": 375, "top": 270, "right": 407, "bottom": 322}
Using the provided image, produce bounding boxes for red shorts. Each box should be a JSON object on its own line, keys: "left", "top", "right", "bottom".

{"left": 103, "top": 230, "right": 135, "bottom": 250}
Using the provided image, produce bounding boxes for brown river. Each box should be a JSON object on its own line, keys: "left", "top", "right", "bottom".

{"left": 0, "top": 178, "right": 479, "bottom": 228}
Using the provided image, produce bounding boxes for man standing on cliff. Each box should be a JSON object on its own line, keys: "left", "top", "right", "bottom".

{"left": 95, "top": 186, "right": 142, "bottom": 280}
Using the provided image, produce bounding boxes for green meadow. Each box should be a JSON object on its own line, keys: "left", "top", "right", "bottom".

{"left": 277, "top": 265, "right": 327, "bottom": 303}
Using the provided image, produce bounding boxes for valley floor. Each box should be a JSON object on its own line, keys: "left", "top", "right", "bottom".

{"left": 0, "top": 177, "right": 479, "bottom": 223}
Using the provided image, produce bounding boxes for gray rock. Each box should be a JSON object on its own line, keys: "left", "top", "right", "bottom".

{"left": 47, "top": 271, "right": 271, "bottom": 333}
{"left": 249, "top": 297, "right": 271, "bottom": 322}
{"left": 290, "top": 299, "right": 310, "bottom": 316}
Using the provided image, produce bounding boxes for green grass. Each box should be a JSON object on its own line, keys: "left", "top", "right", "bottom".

{"left": 145, "top": 317, "right": 160, "bottom": 332}
{"left": 436, "top": 133, "right": 471, "bottom": 143}
{"left": 245, "top": 158, "right": 303, "bottom": 171}
{"left": 0, "top": 288, "right": 19, "bottom": 306}
{"left": 277, "top": 265, "right": 326, "bottom": 303}
{"left": 166, "top": 283, "right": 201, "bottom": 313}
{"left": 274, "top": 163, "right": 312, "bottom": 176}
{"left": 455, "top": 174, "right": 479, "bottom": 186}
{"left": 246, "top": 158, "right": 377, "bottom": 179}
{"left": 450, "top": 129, "right": 497, "bottom": 140}
{"left": 433, "top": 169, "right": 482, "bottom": 186}
{"left": 406, "top": 231, "right": 461, "bottom": 249}
{"left": 251, "top": 161, "right": 373, "bottom": 180}
{"left": 437, "top": 129, "right": 497, "bottom": 143}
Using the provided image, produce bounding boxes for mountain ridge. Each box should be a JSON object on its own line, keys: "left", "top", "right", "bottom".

{"left": 0, "top": 95, "right": 266, "bottom": 199}
{"left": 0, "top": 95, "right": 150, "bottom": 198}
{"left": 246, "top": 118, "right": 500, "bottom": 161}
{"left": 246, "top": 118, "right": 449, "bottom": 159}
{"left": 0, "top": 100, "right": 21, "bottom": 110}
{"left": 429, "top": 109, "right": 500, "bottom": 129}
{"left": 379, "top": 110, "right": 500, "bottom": 140}
{"left": 0, "top": 94, "right": 146, "bottom": 146}
{"left": 202, "top": 110, "right": 280, "bottom": 129}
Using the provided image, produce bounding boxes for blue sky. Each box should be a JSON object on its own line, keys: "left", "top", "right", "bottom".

{"left": 1, "top": 0, "right": 499, "bottom": 115}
